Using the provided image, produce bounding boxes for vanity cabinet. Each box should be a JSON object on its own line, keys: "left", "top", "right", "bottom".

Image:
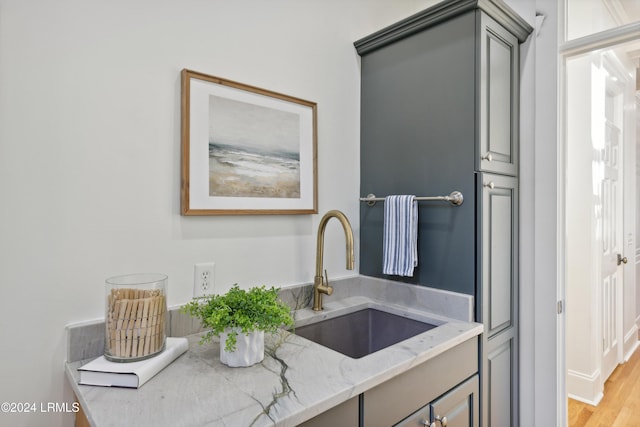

{"left": 74, "top": 397, "right": 91, "bottom": 427}
{"left": 301, "top": 338, "right": 478, "bottom": 427}
{"left": 362, "top": 338, "right": 477, "bottom": 426}
{"left": 355, "top": 1, "right": 532, "bottom": 426}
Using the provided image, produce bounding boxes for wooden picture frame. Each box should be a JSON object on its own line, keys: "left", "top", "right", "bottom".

{"left": 181, "top": 69, "right": 317, "bottom": 215}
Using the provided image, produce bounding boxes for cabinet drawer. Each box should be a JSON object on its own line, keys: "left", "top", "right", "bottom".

{"left": 299, "top": 396, "right": 359, "bottom": 427}
{"left": 395, "top": 375, "right": 479, "bottom": 427}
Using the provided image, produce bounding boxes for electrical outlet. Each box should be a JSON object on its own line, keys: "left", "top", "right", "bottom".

{"left": 194, "top": 262, "right": 215, "bottom": 297}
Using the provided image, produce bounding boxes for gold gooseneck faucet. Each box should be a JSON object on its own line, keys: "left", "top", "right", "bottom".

{"left": 313, "top": 210, "right": 355, "bottom": 311}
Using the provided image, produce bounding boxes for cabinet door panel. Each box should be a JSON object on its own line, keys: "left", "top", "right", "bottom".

{"left": 477, "top": 12, "right": 519, "bottom": 176}
{"left": 478, "top": 173, "right": 519, "bottom": 427}
{"left": 486, "top": 338, "right": 516, "bottom": 427}
{"left": 488, "top": 34, "right": 511, "bottom": 162}
{"left": 479, "top": 173, "right": 518, "bottom": 337}
{"left": 489, "top": 189, "right": 513, "bottom": 333}
{"left": 430, "top": 375, "right": 479, "bottom": 427}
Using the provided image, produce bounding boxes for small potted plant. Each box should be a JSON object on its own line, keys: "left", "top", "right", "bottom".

{"left": 182, "top": 284, "right": 294, "bottom": 367}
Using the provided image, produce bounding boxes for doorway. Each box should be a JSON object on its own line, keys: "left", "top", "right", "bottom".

{"left": 562, "top": 8, "right": 640, "bottom": 416}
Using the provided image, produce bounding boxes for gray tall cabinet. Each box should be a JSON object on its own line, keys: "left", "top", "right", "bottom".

{"left": 355, "top": 1, "right": 532, "bottom": 426}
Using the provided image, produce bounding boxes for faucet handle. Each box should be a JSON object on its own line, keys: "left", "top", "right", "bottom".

{"left": 323, "top": 270, "right": 334, "bottom": 295}
{"left": 317, "top": 269, "right": 333, "bottom": 296}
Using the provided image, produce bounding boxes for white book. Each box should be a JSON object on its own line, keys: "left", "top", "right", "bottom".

{"left": 78, "top": 337, "right": 189, "bottom": 388}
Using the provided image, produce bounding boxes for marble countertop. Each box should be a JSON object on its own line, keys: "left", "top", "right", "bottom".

{"left": 65, "top": 277, "right": 483, "bottom": 427}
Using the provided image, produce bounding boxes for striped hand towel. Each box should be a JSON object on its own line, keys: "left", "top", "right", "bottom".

{"left": 382, "top": 195, "right": 418, "bottom": 277}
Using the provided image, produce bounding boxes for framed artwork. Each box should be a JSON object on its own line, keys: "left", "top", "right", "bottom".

{"left": 181, "top": 69, "right": 317, "bottom": 215}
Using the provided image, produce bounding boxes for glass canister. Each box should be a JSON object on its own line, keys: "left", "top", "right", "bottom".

{"left": 104, "top": 273, "right": 167, "bottom": 362}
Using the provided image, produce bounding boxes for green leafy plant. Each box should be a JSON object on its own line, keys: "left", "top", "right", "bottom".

{"left": 182, "top": 284, "right": 294, "bottom": 352}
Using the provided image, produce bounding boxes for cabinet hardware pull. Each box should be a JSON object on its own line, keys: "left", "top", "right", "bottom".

{"left": 482, "top": 152, "right": 493, "bottom": 162}
{"left": 420, "top": 421, "right": 436, "bottom": 427}
{"left": 484, "top": 181, "right": 495, "bottom": 189}
{"left": 435, "top": 415, "right": 448, "bottom": 426}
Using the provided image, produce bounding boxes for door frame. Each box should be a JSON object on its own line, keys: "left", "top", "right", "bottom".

{"left": 559, "top": 18, "right": 640, "bottom": 422}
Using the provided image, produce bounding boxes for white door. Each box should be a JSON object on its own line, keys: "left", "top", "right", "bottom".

{"left": 600, "top": 75, "right": 624, "bottom": 382}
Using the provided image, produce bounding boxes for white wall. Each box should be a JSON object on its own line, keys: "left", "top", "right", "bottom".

{"left": 0, "top": 1, "right": 428, "bottom": 426}
{"left": 566, "top": 0, "right": 620, "bottom": 40}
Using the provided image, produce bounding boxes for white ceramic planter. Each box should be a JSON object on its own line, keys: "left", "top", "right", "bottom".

{"left": 219, "top": 328, "right": 264, "bottom": 367}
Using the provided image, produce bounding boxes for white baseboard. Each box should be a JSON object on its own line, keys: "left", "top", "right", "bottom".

{"left": 567, "top": 368, "right": 603, "bottom": 405}
{"left": 624, "top": 325, "right": 639, "bottom": 362}
{"left": 568, "top": 391, "right": 603, "bottom": 406}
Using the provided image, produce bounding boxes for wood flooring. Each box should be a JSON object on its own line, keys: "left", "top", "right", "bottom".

{"left": 568, "top": 347, "right": 640, "bottom": 426}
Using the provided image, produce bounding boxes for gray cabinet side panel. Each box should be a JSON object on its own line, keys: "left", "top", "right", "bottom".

{"left": 359, "top": 11, "right": 476, "bottom": 295}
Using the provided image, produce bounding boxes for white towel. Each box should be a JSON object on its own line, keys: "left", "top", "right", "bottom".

{"left": 382, "top": 195, "right": 418, "bottom": 277}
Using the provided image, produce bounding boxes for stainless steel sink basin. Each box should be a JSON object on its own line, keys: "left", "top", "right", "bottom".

{"left": 294, "top": 308, "right": 438, "bottom": 359}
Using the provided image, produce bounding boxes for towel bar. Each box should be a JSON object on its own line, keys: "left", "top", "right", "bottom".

{"left": 359, "top": 191, "right": 464, "bottom": 207}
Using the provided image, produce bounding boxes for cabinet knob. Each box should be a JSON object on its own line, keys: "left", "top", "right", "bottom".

{"left": 420, "top": 421, "right": 436, "bottom": 427}
{"left": 484, "top": 181, "right": 495, "bottom": 189}
{"left": 482, "top": 152, "right": 493, "bottom": 162}
{"left": 435, "top": 415, "right": 448, "bottom": 426}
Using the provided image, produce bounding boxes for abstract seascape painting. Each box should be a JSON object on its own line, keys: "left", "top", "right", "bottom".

{"left": 181, "top": 69, "right": 317, "bottom": 215}
{"left": 208, "top": 95, "right": 300, "bottom": 199}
